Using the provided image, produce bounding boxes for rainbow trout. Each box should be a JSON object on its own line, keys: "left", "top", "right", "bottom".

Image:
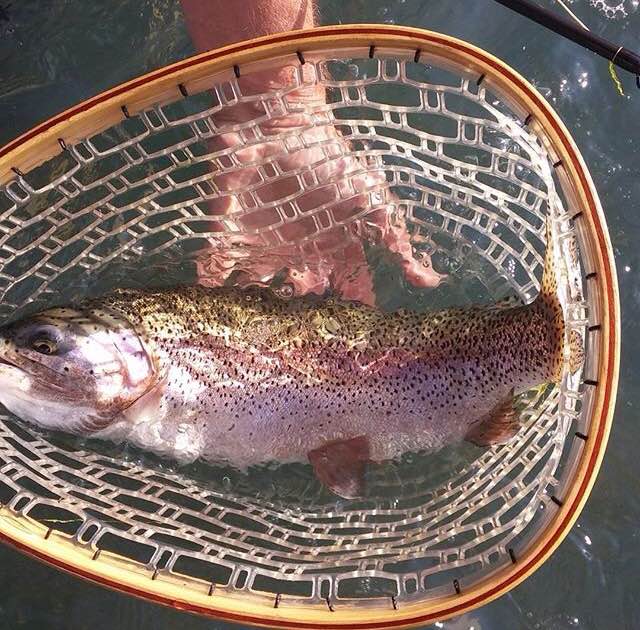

{"left": 0, "top": 234, "right": 576, "bottom": 497}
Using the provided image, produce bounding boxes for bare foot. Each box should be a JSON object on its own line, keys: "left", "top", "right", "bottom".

{"left": 195, "top": 65, "right": 444, "bottom": 305}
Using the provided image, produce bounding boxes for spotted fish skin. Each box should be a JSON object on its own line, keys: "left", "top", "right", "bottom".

{"left": 87, "top": 279, "right": 564, "bottom": 468}
{"left": 0, "top": 228, "right": 568, "bottom": 497}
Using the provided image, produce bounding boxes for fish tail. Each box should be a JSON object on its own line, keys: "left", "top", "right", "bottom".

{"left": 537, "top": 217, "right": 584, "bottom": 376}
{"left": 539, "top": 217, "right": 558, "bottom": 300}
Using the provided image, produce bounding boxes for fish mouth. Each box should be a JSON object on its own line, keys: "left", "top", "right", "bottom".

{"left": 0, "top": 354, "right": 40, "bottom": 380}
{"left": 0, "top": 352, "right": 71, "bottom": 397}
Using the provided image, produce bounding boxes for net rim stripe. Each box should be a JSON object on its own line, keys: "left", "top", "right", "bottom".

{"left": 0, "top": 24, "right": 620, "bottom": 629}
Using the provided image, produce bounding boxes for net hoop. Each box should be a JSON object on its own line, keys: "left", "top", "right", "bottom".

{"left": 0, "top": 25, "right": 619, "bottom": 628}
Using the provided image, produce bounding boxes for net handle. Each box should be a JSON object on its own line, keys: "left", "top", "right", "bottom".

{"left": 0, "top": 24, "right": 620, "bottom": 628}
{"left": 492, "top": 0, "right": 640, "bottom": 76}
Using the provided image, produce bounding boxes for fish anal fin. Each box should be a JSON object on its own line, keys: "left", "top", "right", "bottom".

{"left": 308, "top": 436, "right": 370, "bottom": 499}
{"left": 77, "top": 412, "right": 117, "bottom": 434}
{"left": 465, "top": 391, "right": 520, "bottom": 447}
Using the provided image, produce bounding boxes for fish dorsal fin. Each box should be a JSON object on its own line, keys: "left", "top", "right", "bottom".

{"left": 308, "top": 436, "right": 370, "bottom": 499}
{"left": 491, "top": 294, "right": 524, "bottom": 310}
{"left": 465, "top": 391, "right": 520, "bottom": 447}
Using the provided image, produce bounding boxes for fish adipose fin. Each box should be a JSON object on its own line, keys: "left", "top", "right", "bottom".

{"left": 308, "top": 436, "right": 370, "bottom": 499}
{"left": 465, "top": 390, "right": 520, "bottom": 446}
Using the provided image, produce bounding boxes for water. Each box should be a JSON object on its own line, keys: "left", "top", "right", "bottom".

{"left": 0, "top": 0, "right": 639, "bottom": 628}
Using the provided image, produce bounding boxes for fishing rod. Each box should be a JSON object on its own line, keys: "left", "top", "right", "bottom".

{"left": 492, "top": 0, "right": 640, "bottom": 81}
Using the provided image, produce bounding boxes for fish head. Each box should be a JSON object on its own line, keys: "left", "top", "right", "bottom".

{"left": 0, "top": 306, "right": 157, "bottom": 433}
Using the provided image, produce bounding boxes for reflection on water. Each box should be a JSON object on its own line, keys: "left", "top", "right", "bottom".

{"left": 0, "top": 0, "right": 639, "bottom": 629}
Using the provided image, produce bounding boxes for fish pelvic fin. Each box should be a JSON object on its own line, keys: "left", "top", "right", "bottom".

{"left": 465, "top": 390, "right": 520, "bottom": 447}
{"left": 308, "top": 436, "right": 370, "bottom": 499}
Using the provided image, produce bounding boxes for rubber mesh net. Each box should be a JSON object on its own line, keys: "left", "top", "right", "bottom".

{"left": 0, "top": 51, "right": 596, "bottom": 608}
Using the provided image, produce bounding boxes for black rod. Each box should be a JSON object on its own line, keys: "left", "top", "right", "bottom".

{"left": 492, "top": 0, "right": 640, "bottom": 76}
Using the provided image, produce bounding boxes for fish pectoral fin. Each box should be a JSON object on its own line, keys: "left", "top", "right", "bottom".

{"left": 465, "top": 390, "right": 520, "bottom": 447}
{"left": 122, "top": 378, "right": 166, "bottom": 424}
{"left": 308, "top": 436, "right": 370, "bottom": 499}
{"left": 77, "top": 412, "right": 118, "bottom": 434}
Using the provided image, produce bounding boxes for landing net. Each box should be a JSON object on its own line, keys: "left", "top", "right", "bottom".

{"left": 0, "top": 25, "right": 619, "bottom": 628}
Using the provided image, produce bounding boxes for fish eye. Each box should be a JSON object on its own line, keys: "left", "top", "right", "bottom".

{"left": 30, "top": 335, "right": 58, "bottom": 355}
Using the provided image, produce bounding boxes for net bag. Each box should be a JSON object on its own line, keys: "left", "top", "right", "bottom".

{"left": 0, "top": 25, "right": 619, "bottom": 628}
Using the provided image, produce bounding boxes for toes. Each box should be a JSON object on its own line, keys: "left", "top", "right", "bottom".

{"left": 401, "top": 255, "right": 446, "bottom": 288}
{"left": 331, "top": 242, "right": 376, "bottom": 306}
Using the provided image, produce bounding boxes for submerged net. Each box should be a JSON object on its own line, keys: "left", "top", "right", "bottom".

{"left": 0, "top": 28, "right": 615, "bottom": 625}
